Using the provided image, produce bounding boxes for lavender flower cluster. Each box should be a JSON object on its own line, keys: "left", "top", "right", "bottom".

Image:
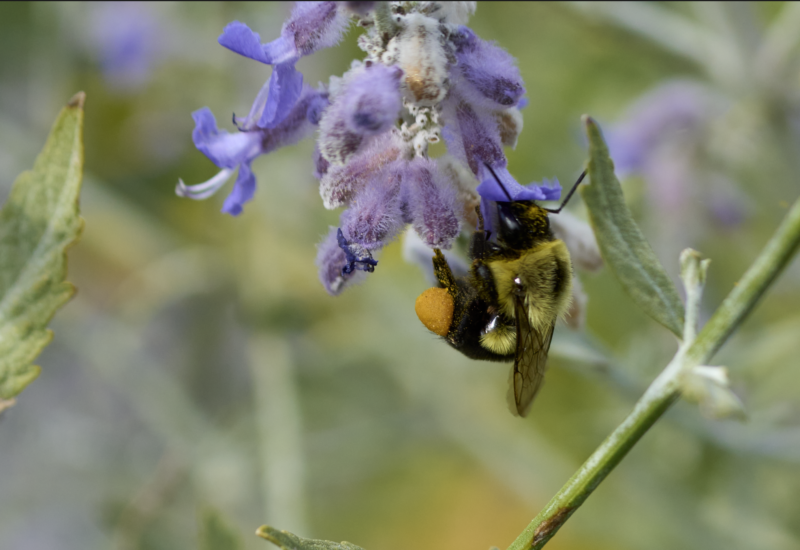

{"left": 178, "top": 1, "right": 561, "bottom": 295}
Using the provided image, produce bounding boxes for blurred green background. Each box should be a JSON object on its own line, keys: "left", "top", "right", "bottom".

{"left": 1, "top": 2, "right": 800, "bottom": 550}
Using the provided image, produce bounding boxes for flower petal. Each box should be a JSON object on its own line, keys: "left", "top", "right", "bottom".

{"left": 258, "top": 63, "right": 304, "bottom": 129}
{"left": 218, "top": 21, "right": 286, "bottom": 64}
{"left": 340, "top": 166, "right": 405, "bottom": 250}
{"left": 341, "top": 63, "right": 403, "bottom": 135}
{"left": 450, "top": 25, "right": 525, "bottom": 108}
{"left": 176, "top": 168, "right": 235, "bottom": 200}
{"left": 337, "top": 227, "right": 378, "bottom": 273}
{"left": 476, "top": 165, "right": 561, "bottom": 202}
{"left": 284, "top": 1, "right": 349, "bottom": 57}
{"left": 406, "top": 158, "right": 461, "bottom": 249}
{"left": 221, "top": 161, "right": 257, "bottom": 216}
{"left": 192, "top": 107, "right": 262, "bottom": 168}
{"left": 442, "top": 97, "right": 506, "bottom": 177}
{"left": 316, "top": 226, "right": 367, "bottom": 295}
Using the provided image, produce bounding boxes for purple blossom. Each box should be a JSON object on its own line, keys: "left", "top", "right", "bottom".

{"left": 319, "top": 129, "right": 404, "bottom": 209}
{"left": 86, "top": 2, "right": 164, "bottom": 90}
{"left": 605, "top": 81, "right": 723, "bottom": 176}
{"left": 312, "top": 145, "right": 330, "bottom": 180}
{"left": 342, "top": 63, "right": 403, "bottom": 135}
{"left": 178, "top": 85, "right": 327, "bottom": 215}
{"left": 318, "top": 63, "right": 403, "bottom": 165}
{"left": 443, "top": 97, "right": 560, "bottom": 204}
{"left": 183, "top": 2, "right": 567, "bottom": 295}
{"left": 405, "top": 158, "right": 461, "bottom": 249}
{"left": 476, "top": 169, "right": 561, "bottom": 203}
{"left": 340, "top": 166, "right": 405, "bottom": 250}
{"left": 338, "top": 228, "right": 379, "bottom": 274}
{"left": 443, "top": 98, "right": 506, "bottom": 177}
{"left": 450, "top": 26, "right": 525, "bottom": 108}
{"left": 316, "top": 227, "right": 368, "bottom": 296}
{"left": 218, "top": 2, "right": 349, "bottom": 66}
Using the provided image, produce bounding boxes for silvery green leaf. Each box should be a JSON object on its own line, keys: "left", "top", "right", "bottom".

{"left": 0, "top": 92, "right": 85, "bottom": 401}
{"left": 580, "top": 115, "right": 685, "bottom": 338}
{"left": 257, "top": 526, "right": 365, "bottom": 550}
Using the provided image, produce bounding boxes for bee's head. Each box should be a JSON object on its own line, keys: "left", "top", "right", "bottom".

{"left": 414, "top": 287, "right": 454, "bottom": 337}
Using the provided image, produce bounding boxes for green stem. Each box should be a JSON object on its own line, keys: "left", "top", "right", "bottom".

{"left": 506, "top": 195, "right": 800, "bottom": 550}
{"left": 689, "top": 197, "right": 800, "bottom": 363}
{"left": 373, "top": 2, "right": 399, "bottom": 44}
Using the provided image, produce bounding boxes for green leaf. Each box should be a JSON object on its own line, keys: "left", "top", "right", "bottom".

{"left": 0, "top": 92, "right": 85, "bottom": 400}
{"left": 199, "top": 508, "right": 244, "bottom": 550}
{"left": 579, "top": 115, "right": 685, "bottom": 337}
{"left": 256, "top": 526, "right": 365, "bottom": 550}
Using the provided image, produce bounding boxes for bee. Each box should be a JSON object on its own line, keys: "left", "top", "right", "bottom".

{"left": 415, "top": 165, "right": 585, "bottom": 416}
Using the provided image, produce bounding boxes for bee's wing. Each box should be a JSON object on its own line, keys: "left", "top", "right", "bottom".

{"left": 511, "top": 293, "right": 555, "bottom": 417}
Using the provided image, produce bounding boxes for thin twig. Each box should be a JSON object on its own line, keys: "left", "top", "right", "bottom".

{"left": 506, "top": 195, "right": 800, "bottom": 550}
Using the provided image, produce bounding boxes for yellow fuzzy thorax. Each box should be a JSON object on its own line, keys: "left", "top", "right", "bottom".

{"left": 487, "top": 239, "right": 573, "bottom": 332}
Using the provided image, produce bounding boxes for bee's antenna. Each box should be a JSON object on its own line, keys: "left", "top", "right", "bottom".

{"left": 543, "top": 170, "right": 586, "bottom": 214}
{"left": 483, "top": 163, "right": 514, "bottom": 202}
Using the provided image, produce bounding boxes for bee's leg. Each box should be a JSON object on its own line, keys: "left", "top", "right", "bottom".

{"left": 476, "top": 204, "right": 486, "bottom": 234}
{"left": 432, "top": 249, "right": 458, "bottom": 293}
{"left": 470, "top": 205, "right": 492, "bottom": 260}
{"left": 471, "top": 259, "right": 500, "bottom": 304}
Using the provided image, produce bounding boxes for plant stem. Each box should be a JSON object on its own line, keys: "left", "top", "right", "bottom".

{"left": 373, "top": 2, "right": 399, "bottom": 44}
{"left": 506, "top": 195, "right": 800, "bottom": 550}
{"left": 689, "top": 197, "right": 800, "bottom": 364}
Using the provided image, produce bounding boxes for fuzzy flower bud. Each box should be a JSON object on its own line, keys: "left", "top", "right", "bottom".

{"left": 396, "top": 14, "right": 449, "bottom": 105}
{"left": 219, "top": 2, "right": 349, "bottom": 66}
{"left": 340, "top": 166, "right": 405, "bottom": 250}
{"left": 405, "top": 158, "right": 461, "bottom": 249}
{"left": 316, "top": 227, "right": 368, "bottom": 296}
{"left": 319, "top": 63, "right": 403, "bottom": 165}
{"left": 443, "top": 97, "right": 559, "bottom": 205}
{"left": 342, "top": 63, "right": 404, "bottom": 135}
{"left": 495, "top": 106, "right": 524, "bottom": 149}
{"left": 319, "top": 130, "right": 404, "bottom": 209}
{"left": 450, "top": 26, "right": 525, "bottom": 108}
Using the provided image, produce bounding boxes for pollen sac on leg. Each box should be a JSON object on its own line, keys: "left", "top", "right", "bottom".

{"left": 415, "top": 287, "right": 454, "bottom": 337}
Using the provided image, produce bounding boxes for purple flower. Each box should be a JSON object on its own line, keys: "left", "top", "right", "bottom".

{"left": 218, "top": 2, "right": 349, "bottom": 66}
{"left": 340, "top": 166, "right": 405, "bottom": 250}
{"left": 184, "top": 2, "right": 562, "bottom": 295}
{"left": 450, "top": 26, "right": 525, "bottom": 108}
{"left": 87, "top": 2, "right": 164, "bottom": 90}
{"left": 178, "top": 85, "right": 327, "bottom": 215}
{"left": 316, "top": 227, "right": 368, "bottom": 296}
{"left": 476, "top": 170, "right": 561, "bottom": 203}
{"left": 342, "top": 63, "right": 403, "bottom": 135}
{"left": 443, "top": 97, "right": 506, "bottom": 177}
{"left": 443, "top": 97, "right": 560, "bottom": 204}
{"left": 605, "top": 81, "right": 723, "bottom": 176}
{"left": 319, "top": 129, "right": 405, "bottom": 209}
{"left": 405, "top": 158, "right": 461, "bottom": 249}
{"left": 318, "top": 63, "right": 403, "bottom": 166}
{"left": 312, "top": 144, "right": 330, "bottom": 180}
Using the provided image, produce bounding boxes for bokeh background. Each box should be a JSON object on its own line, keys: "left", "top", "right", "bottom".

{"left": 1, "top": 2, "right": 800, "bottom": 549}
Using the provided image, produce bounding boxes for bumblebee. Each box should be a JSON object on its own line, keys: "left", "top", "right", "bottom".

{"left": 415, "top": 166, "right": 585, "bottom": 416}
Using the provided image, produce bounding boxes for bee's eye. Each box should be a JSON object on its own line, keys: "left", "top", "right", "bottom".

{"left": 415, "top": 287, "right": 454, "bottom": 337}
